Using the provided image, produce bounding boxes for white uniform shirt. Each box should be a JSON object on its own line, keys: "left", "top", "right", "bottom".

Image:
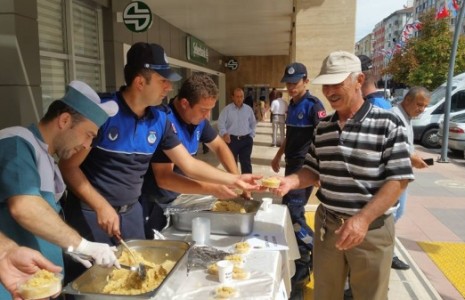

{"left": 270, "top": 98, "right": 288, "bottom": 115}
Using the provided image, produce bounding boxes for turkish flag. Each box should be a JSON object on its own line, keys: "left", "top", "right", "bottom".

{"left": 436, "top": 5, "right": 450, "bottom": 20}
{"left": 453, "top": 0, "right": 460, "bottom": 11}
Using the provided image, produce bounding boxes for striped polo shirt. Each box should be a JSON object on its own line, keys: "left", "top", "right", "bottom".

{"left": 303, "top": 100, "right": 414, "bottom": 215}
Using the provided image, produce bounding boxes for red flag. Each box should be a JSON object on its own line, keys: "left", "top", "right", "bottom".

{"left": 436, "top": 5, "right": 450, "bottom": 20}
{"left": 453, "top": 0, "right": 460, "bottom": 11}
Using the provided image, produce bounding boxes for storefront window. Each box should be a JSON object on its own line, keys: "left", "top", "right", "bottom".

{"left": 38, "top": 0, "right": 104, "bottom": 111}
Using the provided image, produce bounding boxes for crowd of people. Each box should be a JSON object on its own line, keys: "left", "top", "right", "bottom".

{"left": 0, "top": 41, "right": 430, "bottom": 300}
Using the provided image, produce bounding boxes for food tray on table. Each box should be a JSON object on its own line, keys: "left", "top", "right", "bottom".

{"left": 62, "top": 240, "right": 191, "bottom": 299}
{"left": 167, "top": 195, "right": 261, "bottom": 236}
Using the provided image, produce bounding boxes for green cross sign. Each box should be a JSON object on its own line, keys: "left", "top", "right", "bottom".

{"left": 123, "top": 1, "right": 152, "bottom": 33}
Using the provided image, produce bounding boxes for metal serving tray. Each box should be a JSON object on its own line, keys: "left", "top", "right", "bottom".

{"left": 171, "top": 198, "right": 261, "bottom": 236}
{"left": 62, "top": 240, "right": 191, "bottom": 299}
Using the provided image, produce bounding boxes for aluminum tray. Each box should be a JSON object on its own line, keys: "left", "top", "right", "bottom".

{"left": 62, "top": 240, "right": 191, "bottom": 299}
{"left": 171, "top": 198, "right": 261, "bottom": 236}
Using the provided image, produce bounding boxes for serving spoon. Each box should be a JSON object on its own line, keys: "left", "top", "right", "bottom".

{"left": 114, "top": 234, "right": 147, "bottom": 280}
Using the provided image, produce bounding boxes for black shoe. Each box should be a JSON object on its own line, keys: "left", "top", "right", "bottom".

{"left": 289, "top": 285, "right": 304, "bottom": 300}
{"left": 291, "top": 255, "right": 312, "bottom": 289}
{"left": 344, "top": 287, "right": 353, "bottom": 300}
{"left": 391, "top": 256, "right": 410, "bottom": 270}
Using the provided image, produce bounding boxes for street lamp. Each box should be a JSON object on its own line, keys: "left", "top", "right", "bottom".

{"left": 438, "top": 2, "right": 465, "bottom": 162}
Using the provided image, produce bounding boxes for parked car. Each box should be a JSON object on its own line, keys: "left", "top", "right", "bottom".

{"left": 412, "top": 72, "right": 465, "bottom": 148}
{"left": 438, "top": 112, "right": 465, "bottom": 157}
{"left": 390, "top": 95, "right": 404, "bottom": 106}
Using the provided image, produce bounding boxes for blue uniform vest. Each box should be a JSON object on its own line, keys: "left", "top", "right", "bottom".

{"left": 80, "top": 92, "right": 170, "bottom": 206}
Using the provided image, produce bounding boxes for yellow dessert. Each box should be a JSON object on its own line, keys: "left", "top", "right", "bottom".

{"left": 18, "top": 270, "right": 62, "bottom": 300}
{"left": 212, "top": 200, "right": 246, "bottom": 213}
{"left": 232, "top": 267, "right": 249, "bottom": 280}
{"left": 261, "top": 177, "right": 280, "bottom": 188}
{"left": 225, "top": 254, "right": 245, "bottom": 267}
{"left": 102, "top": 249, "right": 175, "bottom": 295}
{"left": 215, "top": 285, "right": 237, "bottom": 298}
{"left": 234, "top": 241, "right": 251, "bottom": 254}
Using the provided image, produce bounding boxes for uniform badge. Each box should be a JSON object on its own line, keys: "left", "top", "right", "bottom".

{"left": 108, "top": 127, "right": 118, "bottom": 141}
{"left": 318, "top": 110, "right": 327, "bottom": 118}
{"left": 147, "top": 131, "right": 157, "bottom": 144}
{"left": 298, "top": 112, "right": 304, "bottom": 119}
{"left": 287, "top": 67, "right": 295, "bottom": 75}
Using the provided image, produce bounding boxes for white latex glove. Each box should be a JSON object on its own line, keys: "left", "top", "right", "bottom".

{"left": 70, "top": 238, "right": 120, "bottom": 269}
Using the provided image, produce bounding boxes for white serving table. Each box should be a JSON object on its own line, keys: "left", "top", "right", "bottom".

{"left": 162, "top": 204, "right": 300, "bottom": 299}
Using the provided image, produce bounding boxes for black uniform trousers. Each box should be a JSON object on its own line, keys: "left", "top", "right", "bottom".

{"left": 227, "top": 135, "right": 253, "bottom": 174}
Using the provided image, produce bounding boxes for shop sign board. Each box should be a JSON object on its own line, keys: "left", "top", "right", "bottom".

{"left": 187, "top": 36, "right": 209, "bottom": 65}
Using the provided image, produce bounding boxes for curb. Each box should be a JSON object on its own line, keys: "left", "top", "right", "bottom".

{"left": 395, "top": 237, "right": 442, "bottom": 300}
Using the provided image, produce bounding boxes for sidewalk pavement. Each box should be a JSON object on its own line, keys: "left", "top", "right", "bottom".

{"left": 200, "top": 121, "right": 464, "bottom": 299}
{"left": 396, "top": 145, "right": 465, "bottom": 300}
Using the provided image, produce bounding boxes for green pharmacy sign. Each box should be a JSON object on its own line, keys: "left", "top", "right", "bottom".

{"left": 123, "top": 1, "right": 152, "bottom": 33}
{"left": 187, "top": 36, "right": 209, "bottom": 65}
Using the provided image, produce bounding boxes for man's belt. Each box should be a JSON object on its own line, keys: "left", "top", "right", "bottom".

{"left": 112, "top": 203, "right": 136, "bottom": 213}
{"left": 80, "top": 201, "right": 136, "bottom": 214}
{"left": 230, "top": 134, "right": 249, "bottom": 140}
{"left": 285, "top": 157, "right": 304, "bottom": 165}
{"left": 324, "top": 206, "right": 390, "bottom": 231}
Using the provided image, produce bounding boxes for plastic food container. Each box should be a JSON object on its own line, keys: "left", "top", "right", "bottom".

{"left": 18, "top": 271, "right": 62, "bottom": 300}
{"left": 170, "top": 197, "right": 261, "bottom": 236}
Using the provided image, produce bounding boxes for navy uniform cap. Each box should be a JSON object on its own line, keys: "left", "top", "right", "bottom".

{"left": 280, "top": 62, "right": 307, "bottom": 83}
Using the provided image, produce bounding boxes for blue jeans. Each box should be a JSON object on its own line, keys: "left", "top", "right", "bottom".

{"left": 394, "top": 189, "right": 408, "bottom": 222}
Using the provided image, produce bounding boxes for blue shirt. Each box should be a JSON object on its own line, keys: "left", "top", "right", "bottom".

{"left": 285, "top": 92, "right": 326, "bottom": 160}
{"left": 218, "top": 103, "right": 256, "bottom": 137}
{"left": 142, "top": 103, "right": 218, "bottom": 202}
{"left": 0, "top": 125, "right": 65, "bottom": 298}
{"left": 365, "top": 91, "right": 392, "bottom": 109}
{"left": 78, "top": 92, "right": 181, "bottom": 207}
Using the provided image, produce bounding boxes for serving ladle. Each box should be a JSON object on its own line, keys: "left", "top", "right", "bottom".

{"left": 115, "top": 234, "right": 147, "bottom": 280}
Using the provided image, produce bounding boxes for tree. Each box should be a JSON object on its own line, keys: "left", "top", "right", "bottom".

{"left": 384, "top": 9, "right": 465, "bottom": 91}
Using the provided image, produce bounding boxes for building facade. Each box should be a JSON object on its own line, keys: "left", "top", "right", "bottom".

{"left": 0, "top": 0, "right": 356, "bottom": 128}
{"left": 355, "top": 33, "right": 374, "bottom": 57}
{"left": 357, "top": 0, "right": 465, "bottom": 84}
{"left": 361, "top": 7, "right": 413, "bottom": 83}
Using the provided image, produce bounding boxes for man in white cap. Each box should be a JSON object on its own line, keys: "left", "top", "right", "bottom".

{"left": 0, "top": 80, "right": 121, "bottom": 299}
{"left": 273, "top": 51, "right": 414, "bottom": 299}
